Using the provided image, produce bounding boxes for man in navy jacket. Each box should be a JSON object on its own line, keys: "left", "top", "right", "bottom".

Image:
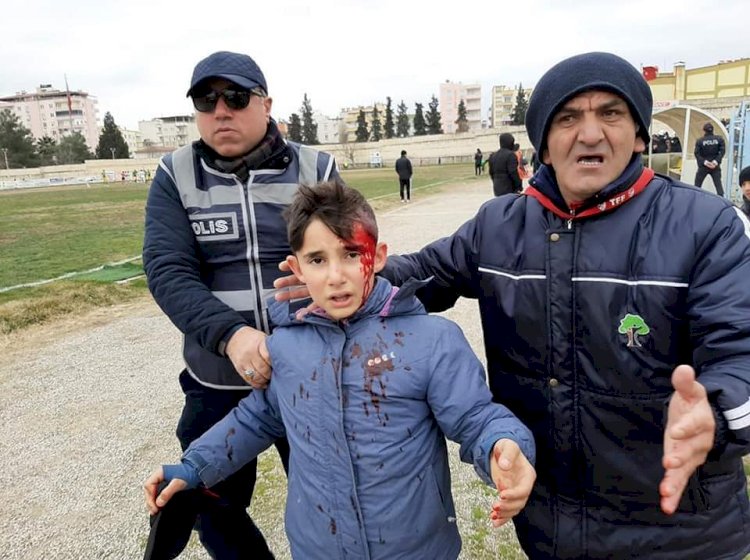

{"left": 378, "top": 52, "right": 750, "bottom": 559}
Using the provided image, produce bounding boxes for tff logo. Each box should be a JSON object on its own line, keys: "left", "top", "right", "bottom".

{"left": 189, "top": 212, "right": 239, "bottom": 241}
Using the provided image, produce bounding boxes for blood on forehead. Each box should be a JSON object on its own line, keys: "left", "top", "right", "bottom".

{"left": 350, "top": 222, "right": 376, "bottom": 304}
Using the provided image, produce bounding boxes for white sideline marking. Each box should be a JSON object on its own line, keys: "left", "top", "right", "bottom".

{"left": 0, "top": 256, "right": 141, "bottom": 293}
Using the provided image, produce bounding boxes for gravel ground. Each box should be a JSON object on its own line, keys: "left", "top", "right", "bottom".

{"left": 0, "top": 176, "right": 528, "bottom": 559}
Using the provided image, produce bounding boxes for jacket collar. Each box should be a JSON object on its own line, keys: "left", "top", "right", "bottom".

{"left": 194, "top": 119, "right": 292, "bottom": 180}
{"left": 268, "top": 277, "right": 428, "bottom": 329}
{"left": 528, "top": 154, "right": 645, "bottom": 216}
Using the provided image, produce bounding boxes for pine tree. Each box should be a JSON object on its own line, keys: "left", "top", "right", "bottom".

{"left": 396, "top": 101, "right": 410, "bottom": 137}
{"left": 287, "top": 114, "right": 302, "bottom": 142}
{"left": 384, "top": 97, "right": 395, "bottom": 139}
{"left": 95, "top": 112, "right": 129, "bottom": 159}
{"left": 510, "top": 83, "right": 529, "bottom": 126}
{"left": 355, "top": 109, "right": 369, "bottom": 142}
{"left": 57, "top": 132, "right": 93, "bottom": 164}
{"left": 370, "top": 106, "right": 382, "bottom": 142}
{"left": 425, "top": 95, "right": 443, "bottom": 135}
{"left": 300, "top": 93, "right": 319, "bottom": 145}
{"left": 412, "top": 103, "right": 427, "bottom": 136}
{"left": 455, "top": 99, "right": 469, "bottom": 133}
{"left": 0, "top": 109, "right": 39, "bottom": 168}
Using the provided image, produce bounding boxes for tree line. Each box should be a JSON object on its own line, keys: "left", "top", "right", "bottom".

{"left": 285, "top": 83, "right": 528, "bottom": 145}
{"left": 0, "top": 83, "right": 530, "bottom": 168}
{"left": 0, "top": 109, "right": 129, "bottom": 169}
{"left": 285, "top": 94, "right": 447, "bottom": 144}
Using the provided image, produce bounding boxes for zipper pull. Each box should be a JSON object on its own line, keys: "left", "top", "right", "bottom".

{"left": 567, "top": 209, "right": 575, "bottom": 230}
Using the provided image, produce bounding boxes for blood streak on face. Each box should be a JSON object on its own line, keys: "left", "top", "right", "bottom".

{"left": 350, "top": 222, "right": 376, "bottom": 307}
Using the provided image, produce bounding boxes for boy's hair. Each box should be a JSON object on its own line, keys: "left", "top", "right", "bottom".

{"left": 739, "top": 166, "right": 750, "bottom": 185}
{"left": 284, "top": 180, "right": 378, "bottom": 252}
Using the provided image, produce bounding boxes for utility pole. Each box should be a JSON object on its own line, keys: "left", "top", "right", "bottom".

{"left": 110, "top": 147, "right": 116, "bottom": 160}
{"left": 1, "top": 148, "right": 8, "bottom": 170}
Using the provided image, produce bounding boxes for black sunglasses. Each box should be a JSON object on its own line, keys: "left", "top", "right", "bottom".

{"left": 192, "top": 89, "right": 258, "bottom": 113}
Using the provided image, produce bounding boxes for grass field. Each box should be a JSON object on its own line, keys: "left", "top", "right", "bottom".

{"left": 0, "top": 163, "right": 473, "bottom": 334}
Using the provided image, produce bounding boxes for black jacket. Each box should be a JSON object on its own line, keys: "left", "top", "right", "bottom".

{"left": 694, "top": 133, "right": 725, "bottom": 166}
{"left": 383, "top": 157, "right": 750, "bottom": 559}
{"left": 395, "top": 156, "right": 412, "bottom": 180}
{"left": 488, "top": 148, "right": 521, "bottom": 196}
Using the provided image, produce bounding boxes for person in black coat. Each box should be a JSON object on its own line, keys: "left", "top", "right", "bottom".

{"left": 395, "top": 150, "right": 413, "bottom": 202}
{"left": 488, "top": 133, "right": 521, "bottom": 196}
{"left": 694, "top": 122, "right": 725, "bottom": 196}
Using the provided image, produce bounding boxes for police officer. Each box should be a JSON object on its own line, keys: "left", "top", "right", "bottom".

{"left": 694, "top": 121, "right": 725, "bottom": 196}
{"left": 142, "top": 51, "right": 339, "bottom": 559}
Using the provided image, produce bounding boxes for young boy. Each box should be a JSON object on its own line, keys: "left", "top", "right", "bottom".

{"left": 740, "top": 166, "right": 750, "bottom": 218}
{"left": 144, "top": 181, "right": 536, "bottom": 560}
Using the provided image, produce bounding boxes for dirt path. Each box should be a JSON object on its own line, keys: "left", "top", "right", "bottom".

{"left": 0, "top": 177, "right": 527, "bottom": 559}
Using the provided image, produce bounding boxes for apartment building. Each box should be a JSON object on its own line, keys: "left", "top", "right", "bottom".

{"left": 137, "top": 115, "right": 199, "bottom": 149}
{"left": 313, "top": 111, "right": 345, "bottom": 144}
{"left": 339, "top": 103, "right": 387, "bottom": 143}
{"left": 439, "top": 80, "right": 482, "bottom": 134}
{"left": 0, "top": 84, "right": 100, "bottom": 150}
{"left": 490, "top": 84, "right": 533, "bottom": 128}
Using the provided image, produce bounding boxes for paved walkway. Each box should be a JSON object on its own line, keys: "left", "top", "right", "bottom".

{"left": 0, "top": 177, "right": 527, "bottom": 559}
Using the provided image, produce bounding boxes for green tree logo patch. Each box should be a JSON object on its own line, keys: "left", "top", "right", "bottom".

{"left": 618, "top": 313, "right": 650, "bottom": 348}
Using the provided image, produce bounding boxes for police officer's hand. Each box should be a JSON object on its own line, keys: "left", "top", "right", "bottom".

{"left": 659, "top": 364, "right": 715, "bottom": 515}
{"left": 489, "top": 439, "right": 536, "bottom": 527}
{"left": 273, "top": 257, "right": 310, "bottom": 302}
{"left": 226, "top": 327, "right": 271, "bottom": 389}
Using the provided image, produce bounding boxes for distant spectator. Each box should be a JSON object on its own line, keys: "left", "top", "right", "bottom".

{"left": 488, "top": 133, "right": 521, "bottom": 196}
{"left": 694, "top": 122, "right": 725, "bottom": 196}
{"left": 474, "top": 148, "right": 483, "bottom": 176}
{"left": 513, "top": 143, "right": 531, "bottom": 183}
{"left": 395, "top": 149, "right": 413, "bottom": 203}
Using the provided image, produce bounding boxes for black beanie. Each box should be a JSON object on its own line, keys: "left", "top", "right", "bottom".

{"left": 739, "top": 166, "right": 750, "bottom": 185}
{"left": 525, "top": 52, "right": 653, "bottom": 154}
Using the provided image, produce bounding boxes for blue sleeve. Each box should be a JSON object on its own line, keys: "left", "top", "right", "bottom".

{"left": 688, "top": 206, "right": 750, "bottom": 459}
{"left": 181, "top": 386, "right": 286, "bottom": 488}
{"left": 425, "top": 320, "right": 536, "bottom": 486}
{"left": 142, "top": 161, "right": 247, "bottom": 351}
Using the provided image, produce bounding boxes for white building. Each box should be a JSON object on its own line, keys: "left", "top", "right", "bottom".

{"left": 0, "top": 84, "right": 100, "bottom": 150}
{"left": 138, "top": 115, "right": 199, "bottom": 149}
{"left": 314, "top": 111, "right": 344, "bottom": 144}
{"left": 490, "top": 84, "right": 533, "bottom": 127}
{"left": 439, "top": 81, "right": 482, "bottom": 134}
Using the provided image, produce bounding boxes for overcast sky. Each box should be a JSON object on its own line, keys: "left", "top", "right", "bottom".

{"left": 3, "top": 0, "right": 747, "bottom": 130}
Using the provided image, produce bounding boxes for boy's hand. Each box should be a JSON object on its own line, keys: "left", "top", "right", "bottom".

{"left": 273, "top": 258, "right": 310, "bottom": 302}
{"left": 143, "top": 467, "right": 188, "bottom": 515}
{"left": 489, "top": 439, "right": 536, "bottom": 527}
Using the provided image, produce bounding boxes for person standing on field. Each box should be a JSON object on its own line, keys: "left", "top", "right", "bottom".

{"left": 488, "top": 133, "right": 522, "bottom": 196}
{"left": 395, "top": 149, "right": 412, "bottom": 203}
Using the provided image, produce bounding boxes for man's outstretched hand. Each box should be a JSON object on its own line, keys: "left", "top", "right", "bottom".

{"left": 660, "top": 364, "right": 715, "bottom": 515}
{"left": 489, "top": 439, "right": 536, "bottom": 527}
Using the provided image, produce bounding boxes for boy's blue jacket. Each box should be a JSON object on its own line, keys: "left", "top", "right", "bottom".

{"left": 180, "top": 277, "right": 535, "bottom": 560}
